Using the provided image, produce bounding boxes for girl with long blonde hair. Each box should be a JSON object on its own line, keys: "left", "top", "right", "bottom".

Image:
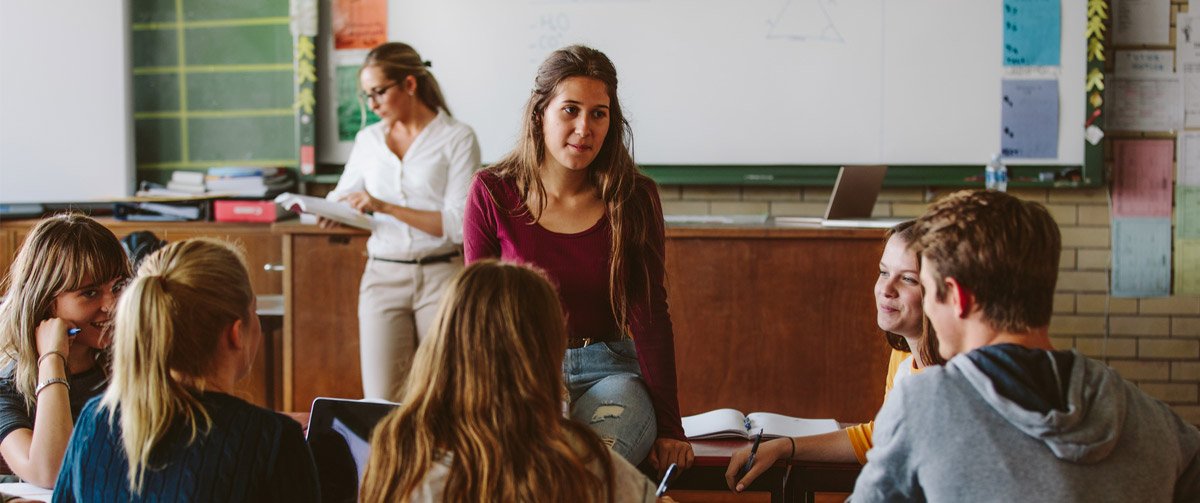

{"left": 53, "top": 238, "right": 318, "bottom": 501}
{"left": 0, "top": 213, "right": 129, "bottom": 487}
{"left": 462, "top": 45, "right": 693, "bottom": 474}
{"left": 360, "top": 260, "right": 656, "bottom": 502}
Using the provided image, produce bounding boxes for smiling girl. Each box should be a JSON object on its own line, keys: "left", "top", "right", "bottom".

{"left": 0, "top": 214, "right": 130, "bottom": 487}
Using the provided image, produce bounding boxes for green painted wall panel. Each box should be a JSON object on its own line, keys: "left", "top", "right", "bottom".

{"left": 184, "top": 25, "right": 291, "bottom": 66}
{"left": 187, "top": 72, "right": 292, "bottom": 110}
{"left": 134, "top": 119, "right": 182, "bottom": 164}
{"left": 132, "top": 29, "right": 178, "bottom": 67}
{"left": 133, "top": 74, "right": 180, "bottom": 112}
{"left": 182, "top": 0, "right": 287, "bottom": 21}
{"left": 188, "top": 117, "right": 294, "bottom": 161}
{"left": 131, "top": 0, "right": 176, "bottom": 24}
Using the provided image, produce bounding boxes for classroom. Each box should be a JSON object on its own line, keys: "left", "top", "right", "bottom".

{"left": 1, "top": 0, "right": 1199, "bottom": 501}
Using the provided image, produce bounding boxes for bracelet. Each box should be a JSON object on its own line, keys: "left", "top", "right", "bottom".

{"left": 35, "top": 377, "right": 69, "bottom": 396}
{"left": 37, "top": 351, "right": 67, "bottom": 369}
{"left": 788, "top": 436, "right": 796, "bottom": 461}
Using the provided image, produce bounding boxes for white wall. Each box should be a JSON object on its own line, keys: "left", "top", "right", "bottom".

{"left": 0, "top": 0, "right": 134, "bottom": 204}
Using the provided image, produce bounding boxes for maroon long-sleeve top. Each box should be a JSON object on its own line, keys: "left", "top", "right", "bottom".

{"left": 462, "top": 171, "right": 685, "bottom": 440}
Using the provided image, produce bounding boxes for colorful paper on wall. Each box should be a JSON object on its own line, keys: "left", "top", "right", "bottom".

{"left": 1112, "top": 217, "right": 1172, "bottom": 298}
{"left": 1178, "top": 15, "right": 1200, "bottom": 127}
{"left": 1003, "top": 0, "right": 1061, "bottom": 66}
{"left": 1000, "top": 79, "right": 1059, "bottom": 158}
{"left": 333, "top": 0, "right": 386, "bottom": 50}
{"left": 1111, "top": 139, "right": 1175, "bottom": 218}
{"left": 337, "top": 64, "right": 380, "bottom": 141}
{"left": 1180, "top": 131, "right": 1200, "bottom": 186}
{"left": 1178, "top": 186, "right": 1200, "bottom": 239}
{"left": 1176, "top": 239, "right": 1200, "bottom": 295}
{"left": 1105, "top": 77, "right": 1184, "bottom": 131}
{"left": 1112, "top": 0, "right": 1170, "bottom": 46}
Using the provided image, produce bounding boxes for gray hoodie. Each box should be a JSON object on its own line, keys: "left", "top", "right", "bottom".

{"left": 851, "top": 344, "right": 1200, "bottom": 502}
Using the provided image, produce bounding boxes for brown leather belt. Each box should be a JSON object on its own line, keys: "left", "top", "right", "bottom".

{"left": 371, "top": 250, "right": 460, "bottom": 265}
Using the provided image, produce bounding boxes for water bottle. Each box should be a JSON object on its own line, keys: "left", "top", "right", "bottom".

{"left": 986, "top": 154, "right": 1008, "bottom": 192}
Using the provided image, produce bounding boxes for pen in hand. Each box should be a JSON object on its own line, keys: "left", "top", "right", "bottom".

{"left": 655, "top": 462, "right": 678, "bottom": 497}
{"left": 67, "top": 328, "right": 81, "bottom": 336}
{"left": 737, "top": 429, "right": 764, "bottom": 480}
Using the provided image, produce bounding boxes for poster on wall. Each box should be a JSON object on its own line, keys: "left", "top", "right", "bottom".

{"left": 333, "top": 0, "right": 387, "bottom": 50}
{"left": 337, "top": 59, "right": 380, "bottom": 142}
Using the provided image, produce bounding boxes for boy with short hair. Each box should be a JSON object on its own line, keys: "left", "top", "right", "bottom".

{"left": 851, "top": 190, "right": 1200, "bottom": 502}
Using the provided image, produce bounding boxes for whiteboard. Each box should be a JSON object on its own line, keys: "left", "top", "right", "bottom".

{"left": 0, "top": 0, "right": 134, "bottom": 204}
{"left": 319, "top": 0, "right": 1085, "bottom": 167}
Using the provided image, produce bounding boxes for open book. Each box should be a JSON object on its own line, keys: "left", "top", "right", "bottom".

{"left": 682, "top": 408, "right": 839, "bottom": 440}
{"left": 274, "top": 192, "right": 372, "bottom": 230}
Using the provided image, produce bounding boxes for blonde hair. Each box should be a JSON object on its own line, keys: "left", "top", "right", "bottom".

{"left": 485, "top": 45, "right": 659, "bottom": 334}
{"left": 0, "top": 213, "right": 129, "bottom": 409}
{"left": 101, "top": 238, "right": 254, "bottom": 493}
{"left": 360, "top": 260, "right": 615, "bottom": 502}
{"left": 360, "top": 41, "right": 450, "bottom": 122}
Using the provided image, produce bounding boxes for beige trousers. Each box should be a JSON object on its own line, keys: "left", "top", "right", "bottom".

{"left": 357, "top": 255, "right": 462, "bottom": 401}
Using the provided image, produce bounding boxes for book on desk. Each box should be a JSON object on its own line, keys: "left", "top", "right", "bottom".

{"left": 683, "top": 408, "right": 839, "bottom": 440}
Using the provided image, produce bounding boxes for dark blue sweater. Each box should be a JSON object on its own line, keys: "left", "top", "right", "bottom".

{"left": 51, "top": 392, "right": 319, "bottom": 502}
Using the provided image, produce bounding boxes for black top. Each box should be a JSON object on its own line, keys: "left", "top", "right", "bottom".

{"left": 52, "top": 392, "right": 320, "bottom": 502}
{"left": 0, "top": 361, "right": 108, "bottom": 446}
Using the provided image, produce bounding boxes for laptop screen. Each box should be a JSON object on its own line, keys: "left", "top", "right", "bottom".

{"left": 306, "top": 397, "right": 399, "bottom": 503}
{"left": 824, "top": 165, "right": 888, "bottom": 220}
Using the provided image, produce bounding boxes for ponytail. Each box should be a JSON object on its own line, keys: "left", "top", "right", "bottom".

{"left": 100, "top": 238, "right": 253, "bottom": 493}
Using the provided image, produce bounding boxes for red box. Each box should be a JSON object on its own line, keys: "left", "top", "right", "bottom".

{"left": 213, "top": 200, "right": 289, "bottom": 223}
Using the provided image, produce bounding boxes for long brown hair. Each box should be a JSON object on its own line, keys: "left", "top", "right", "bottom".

{"left": 484, "top": 45, "right": 659, "bottom": 333}
{"left": 882, "top": 220, "right": 944, "bottom": 366}
{"left": 360, "top": 260, "right": 616, "bottom": 502}
{"left": 361, "top": 42, "right": 450, "bottom": 115}
{"left": 101, "top": 238, "right": 255, "bottom": 493}
{"left": 0, "top": 213, "right": 129, "bottom": 408}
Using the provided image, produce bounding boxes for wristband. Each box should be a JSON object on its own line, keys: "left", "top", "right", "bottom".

{"left": 788, "top": 436, "right": 796, "bottom": 461}
{"left": 35, "top": 377, "right": 69, "bottom": 396}
{"left": 37, "top": 351, "right": 67, "bottom": 369}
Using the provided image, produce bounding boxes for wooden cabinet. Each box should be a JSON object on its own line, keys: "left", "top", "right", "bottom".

{"left": 274, "top": 223, "right": 888, "bottom": 423}
{"left": 666, "top": 226, "right": 888, "bottom": 424}
{"left": 276, "top": 223, "right": 369, "bottom": 411}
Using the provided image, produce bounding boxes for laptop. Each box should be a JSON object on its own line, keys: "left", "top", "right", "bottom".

{"left": 305, "top": 397, "right": 399, "bottom": 503}
{"left": 776, "top": 165, "right": 907, "bottom": 229}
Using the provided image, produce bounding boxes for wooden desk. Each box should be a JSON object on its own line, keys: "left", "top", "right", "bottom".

{"left": 272, "top": 222, "right": 890, "bottom": 422}
{"left": 672, "top": 439, "right": 860, "bottom": 503}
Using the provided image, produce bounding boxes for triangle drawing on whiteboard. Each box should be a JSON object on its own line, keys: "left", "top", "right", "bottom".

{"left": 767, "top": 0, "right": 844, "bottom": 43}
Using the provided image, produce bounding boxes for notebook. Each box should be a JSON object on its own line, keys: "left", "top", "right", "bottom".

{"left": 306, "top": 397, "right": 399, "bottom": 503}
{"left": 682, "top": 408, "right": 839, "bottom": 440}
{"left": 775, "top": 165, "right": 907, "bottom": 229}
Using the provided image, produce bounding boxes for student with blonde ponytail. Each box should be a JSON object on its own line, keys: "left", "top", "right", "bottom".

{"left": 53, "top": 239, "right": 318, "bottom": 502}
{"left": 360, "top": 260, "right": 656, "bottom": 502}
{"left": 0, "top": 214, "right": 129, "bottom": 488}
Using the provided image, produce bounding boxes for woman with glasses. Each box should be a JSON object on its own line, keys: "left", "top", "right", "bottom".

{"left": 323, "top": 42, "right": 481, "bottom": 401}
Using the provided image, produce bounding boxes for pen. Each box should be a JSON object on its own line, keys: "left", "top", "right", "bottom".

{"left": 655, "top": 463, "right": 678, "bottom": 497}
{"left": 738, "top": 429, "right": 763, "bottom": 479}
{"left": 67, "top": 328, "right": 81, "bottom": 336}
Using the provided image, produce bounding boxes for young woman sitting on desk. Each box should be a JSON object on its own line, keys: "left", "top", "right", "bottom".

{"left": 53, "top": 239, "right": 318, "bottom": 501}
{"left": 322, "top": 42, "right": 481, "bottom": 401}
{"left": 462, "top": 45, "right": 692, "bottom": 473}
{"left": 360, "top": 260, "right": 659, "bottom": 502}
{"left": 725, "top": 220, "right": 945, "bottom": 493}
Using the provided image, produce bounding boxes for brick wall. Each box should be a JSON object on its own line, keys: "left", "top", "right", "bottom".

{"left": 656, "top": 184, "right": 1200, "bottom": 424}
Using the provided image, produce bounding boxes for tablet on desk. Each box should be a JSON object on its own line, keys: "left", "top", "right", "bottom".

{"left": 306, "top": 397, "right": 399, "bottom": 503}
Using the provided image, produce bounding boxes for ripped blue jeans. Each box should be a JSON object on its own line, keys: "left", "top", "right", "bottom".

{"left": 563, "top": 339, "right": 656, "bottom": 465}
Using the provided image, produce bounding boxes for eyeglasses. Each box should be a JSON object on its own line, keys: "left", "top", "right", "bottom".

{"left": 359, "top": 82, "right": 399, "bottom": 102}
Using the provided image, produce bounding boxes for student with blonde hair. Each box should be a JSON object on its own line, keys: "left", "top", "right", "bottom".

{"left": 360, "top": 260, "right": 657, "bottom": 502}
{"left": 0, "top": 214, "right": 130, "bottom": 487}
{"left": 53, "top": 239, "right": 318, "bottom": 501}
